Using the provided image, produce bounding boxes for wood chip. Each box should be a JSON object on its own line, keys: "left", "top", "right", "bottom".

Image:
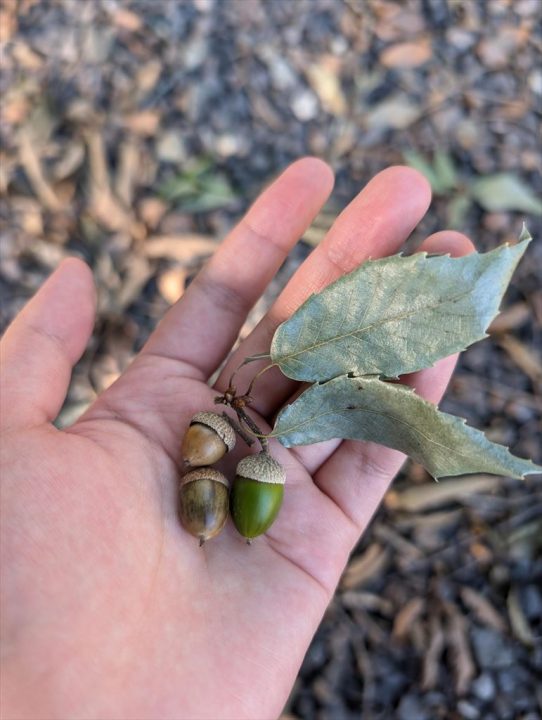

{"left": 380, "top": 38, "right": 432, "bottom": 68}
{"left": 144, "top": 234, "right": 218, "bottom": 263}
{"left": 460, "top": 587, "right": 506, "bottom": 633}
{"left": 341, "top": 544, "right": 390, "bottom": 589}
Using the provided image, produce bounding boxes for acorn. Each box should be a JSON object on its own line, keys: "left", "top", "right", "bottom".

{"left": 179, "top": 468, "right": 230, "bottom": 545}
{"left": 181, "top": 411, "right": 236, "bottom": 468}
{"left": 230, "top": 452, "right": 286, "bottom": 541}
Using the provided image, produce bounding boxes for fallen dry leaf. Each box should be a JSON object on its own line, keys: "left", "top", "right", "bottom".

{"left": 497, "top": 334, "right": 542, "bottom": 387}
{"left": 380, "top": 38, "right": 432, "bottom": 68}
{"left": 392, "top": 597, "right": 426, "bottom": 641}
{"left": 489, "top": 302, "right": 531, "bottom": 334}
{"left": 144, "top": 235, "right": 218, "bottom": 263}
{"left": 138, "top": 197, "right": 168, "bottom": 229}
{"left": 18, "top": 129, "right": 63, "bottom": 212}
{"left": 305, "top": 56, "right": 347, "bottom": 116}
{"left": 444, "top": 602, "right": 476, "bottom": 696}
{"left": 460, "top": 586, "right": 506, "bottom": 633}
{"left": 112, "top": 8, "right": 143, "bottom": 32}
{"left": 386, "top": 475, "right": 502, "bottom": 513}
{"left": 122, "top": 111, "right": 161, "bottom": 137}
{"left": 157, "top": 266, "right": 187, "bottom": 305}
{"left": 421, "top": 614, "right": 445, "bottom": 690}
{"left": 507, "top": 587, "right": 535, "bottom": 647}
{"left": 341, "top": 544, "right": 390, "bottom": 589}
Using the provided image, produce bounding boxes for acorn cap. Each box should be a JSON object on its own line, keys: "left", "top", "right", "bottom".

{"left": 181, "top": 467, "right": 229, "bottom": 488}
{"left": 236, "top": 452, "right": 286, "bottom": 485}
{"left": 190, "top": 412, "right": 236, "bottom": 453}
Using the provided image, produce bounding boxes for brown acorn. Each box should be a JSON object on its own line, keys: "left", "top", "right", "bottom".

{"left": 179, "top": 468, "right": 230, "bottom": 545}
{"left": 230, "top": 452, "right": 286, "bottom": 541}
{"left": 181, "top": 411, "right": 236, "bottom": 468}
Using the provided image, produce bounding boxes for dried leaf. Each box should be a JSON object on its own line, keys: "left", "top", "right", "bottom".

{"left": 387, "top": 476, "right": 502, "bottom": 512}
{"left": 271, "top": 240, "right": 529, "bottom": 381}
{"left": 444, "top": 603, "right": 476, "bottom": 696}
{"left": 507, "top": 587, "right": 535, "bottom": 647}
{"left": 497, "top": 334, "right": 542, "bottom": 387}
{"left": 112, "top": 8, "right": 143, "bottom": 32}
{"left": 488, "top": 302, "right": 530, "bottom": 334}
{"left": 365, "top": 95, "right": 421, "bottom": 130}
{"left": 460, "top": 587, "right": 506, "bottom": 633}
{"left": 471, "top": 174, "right": 542, "bottom": 215}
{"left": 421, "top": 615, "right": 446, "bottom": 690}
{"left": 272, "top": 376, "right": 541, "bottom": 479}
{"left": 144, "top": 234, "right": 217, "bottom": 263}
{"left": 157, "top": 267, "right": 187, "bottom": 305}
{"left": 18, "top": 130, "right": 63, "bottom": 212}
{"left": 392, "top": 597, "right": 426, "bottom": 641}
{"left": 340, "top": 544, "right": 390, "bottom": 589}
{"left": 305, "top": 56, "right": 347, "bottom": 115}
{"left": 123, "top": 110, "right": 161, "bottom": 137}
{"left": 380, "top": 38, "right": 432, "bottom": 68}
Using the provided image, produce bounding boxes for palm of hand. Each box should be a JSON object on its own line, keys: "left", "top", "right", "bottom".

{"left": 1, "top": 161, "right": 472, "bottom": 719}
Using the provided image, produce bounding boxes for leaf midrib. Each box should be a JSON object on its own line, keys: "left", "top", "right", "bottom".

{"left": 277, "top": 287, "right": 476, "bottom": 363}
{"left": 273, "top": 401, "right": 504, "bottom": 468}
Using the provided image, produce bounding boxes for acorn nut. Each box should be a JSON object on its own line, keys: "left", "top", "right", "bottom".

{"left": 179, "top": 468, "right": 230, "bottom": 545}
{"left": 230, "top": 452, "right": 286, "bottom": 541}
{"left": 181, "top": 411, "right": 236, "bottom": 468}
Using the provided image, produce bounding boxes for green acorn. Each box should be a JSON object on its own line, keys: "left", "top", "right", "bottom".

{"left": 179, "top": 468, "right": 230, "bottom": 546}
{"left": 230, "top": 452, "right": 286, "bottom": 541}
{"left": 181, "top": 411, "right": 236, "bottom": 468}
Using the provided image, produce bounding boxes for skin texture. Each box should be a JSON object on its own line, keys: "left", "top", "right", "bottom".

{"left": 0, "top": 159, "right": 474, "bottom": 720}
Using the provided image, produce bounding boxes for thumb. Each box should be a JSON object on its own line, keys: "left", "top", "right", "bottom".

{"left": 1, "top": 258, "right": 96, "bottom": 431}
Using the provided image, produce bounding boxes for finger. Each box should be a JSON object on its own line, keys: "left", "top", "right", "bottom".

{"left": 141, "top": 157, "right": 334, "bottom": 379}
{"left": 312, "top": 231, "right": 475, "bottom": 536}
{"left": 216, "top": 166, "right": 432, "bottom": 416}
{"left": 0, "top": 258, "right": 96, "bottom": 430}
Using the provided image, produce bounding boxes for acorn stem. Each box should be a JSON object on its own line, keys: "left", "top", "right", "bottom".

{"left": 222, "top": 412, "right": 254, "bottom": 447}
{"left": 235, "top": 408, "right": 268, "bottom": 452}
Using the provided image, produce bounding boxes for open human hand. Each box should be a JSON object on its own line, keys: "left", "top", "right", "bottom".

{"left": 1, "top": 159, "right": 474, "bottom": 720}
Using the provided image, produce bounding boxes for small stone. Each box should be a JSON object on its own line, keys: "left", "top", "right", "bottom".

{"left": 291, "top": 90, "right": 319, "bottom": 122}
{"left": 521, "top": 584, "right": 542, "bottom": 621}
{"left": 528, "top": 69, "right": 542, "bottom": 96}
{"left": 215, "top": 133, "right": 247, "bottom": 158}
{"left": 156, "top": 132, "right": 187, "bottom": 163}
{"left": 397, "top": 694, "right": 430, "bottom": 720}
{"left": 471, "top": 673, "right": 496, "bottom": 702}
{"left": 471, "top": 628, "right": 516, "bottom": 670}
{"left": 458, "top": 700, "right": 480, "bottom": 719}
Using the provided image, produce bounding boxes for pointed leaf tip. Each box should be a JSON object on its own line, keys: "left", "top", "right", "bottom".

{"left": 271, "top": 237, "right": 530, "bottom": 382}
{"left": 272, "top": 376, "right": 541, "bottom": 480}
